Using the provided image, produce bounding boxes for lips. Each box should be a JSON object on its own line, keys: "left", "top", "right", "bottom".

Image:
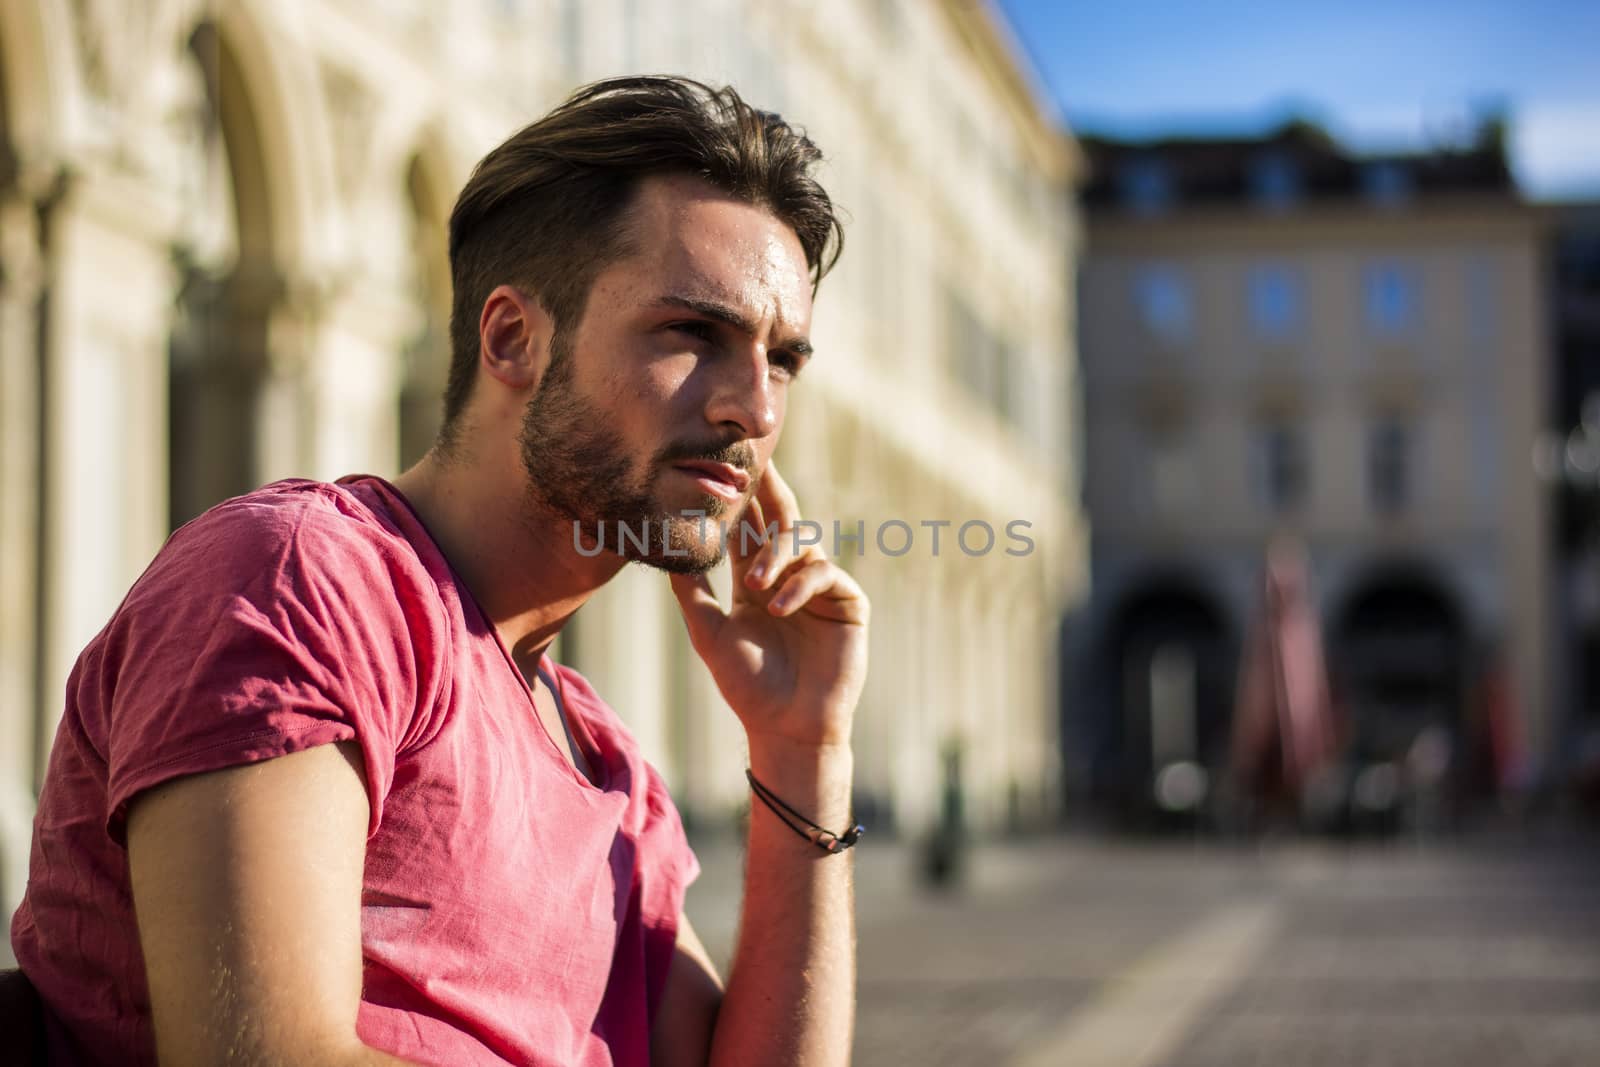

{"left": 671, "top": 460, "right": 751, "bottom": 496}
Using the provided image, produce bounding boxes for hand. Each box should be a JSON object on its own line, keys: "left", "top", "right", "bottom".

{"left": 669, "top": 461, "right": 869, "bottom": 749}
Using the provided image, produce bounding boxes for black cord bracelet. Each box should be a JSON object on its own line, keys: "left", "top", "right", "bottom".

{"left": 746, "top": 769, "right": 864, "bottom": 854}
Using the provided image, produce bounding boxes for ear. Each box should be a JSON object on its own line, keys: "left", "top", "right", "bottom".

{"left": 477, "top": 284, "right": 556, "bottom": 395}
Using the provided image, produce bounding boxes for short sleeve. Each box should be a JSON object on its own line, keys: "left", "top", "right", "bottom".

{"left": 95, "top": 485, "right": 446, "bottom": 843}
{"left": 642, "top": 761, "right": 701, "bottom": 896}
{"left": 638, "top": 760, "right": 701, "bottom": 1022}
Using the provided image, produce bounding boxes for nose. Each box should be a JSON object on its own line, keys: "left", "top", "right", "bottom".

{"left": 703, "top": 342, "right": 779, "bottom": 440}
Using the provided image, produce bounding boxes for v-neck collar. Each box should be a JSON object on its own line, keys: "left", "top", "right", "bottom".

{"left": 342, "top": 474, "right": 612, "bottom": 795}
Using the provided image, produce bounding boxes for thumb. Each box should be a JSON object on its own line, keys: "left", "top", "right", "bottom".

{"left": 669, "top": 571, "right": 726, "bottom": 651}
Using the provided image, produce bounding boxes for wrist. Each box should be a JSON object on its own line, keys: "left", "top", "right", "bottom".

{"left": 745, "top": 735, "right": 854, "bottom": 829}
{"left": 745, "top": 728, "right": 852, "bottom": 761}
{"left": 736, "top": 700, "right": 856, "bottom": 757}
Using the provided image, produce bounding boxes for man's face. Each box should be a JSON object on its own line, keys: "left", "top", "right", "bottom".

{"left": 518, "top": 173, "right": 815, "bottom": 574}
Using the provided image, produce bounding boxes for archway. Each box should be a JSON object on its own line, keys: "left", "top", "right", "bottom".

{"left": 1330, "top": 565, "right": 1468, "bottom": 771}
{"left": 166, "top": 21, "right": 281, "bottom": 529}
{"left": 397, "top": 151, "right": 452, "bottom": 469}
{"left": 1099, "top": 578, "right": 1236, "bottom": 815}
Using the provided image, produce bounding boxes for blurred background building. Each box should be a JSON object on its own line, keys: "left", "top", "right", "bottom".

{"left": 0, "top": 0, "right": 1086, "bottom": 939}
{"left": 1066, "top": 118, "right": 1553, "bottom": 825}
{"left": 1547, "top": 203, "right": 1600, "bottom": 810}
{"left": 8, "top": 1, "right": 1600, "bottom": 1057}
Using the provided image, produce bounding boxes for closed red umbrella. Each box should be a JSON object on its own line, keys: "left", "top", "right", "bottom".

{"left": 1231, "top": 539, "right": 1339, "bottom": 804}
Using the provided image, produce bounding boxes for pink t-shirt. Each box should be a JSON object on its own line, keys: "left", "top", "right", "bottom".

{"left": 10, "top": 476, "right": 699, "bottom": 1066}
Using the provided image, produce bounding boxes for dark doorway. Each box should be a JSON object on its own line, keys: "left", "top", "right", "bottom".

{"left": 1330, "top": 568, "right": 1468, "bottom": 787}
{"left": 1098, "top": 580, "right": 1235, "bottom": 819}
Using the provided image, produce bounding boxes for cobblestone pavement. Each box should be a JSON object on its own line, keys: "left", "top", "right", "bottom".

{"left": 683, "top": 829, "right": 1600, "bottom": 1066}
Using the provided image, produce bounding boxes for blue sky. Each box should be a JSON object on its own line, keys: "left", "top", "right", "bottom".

{"left": 995, "top": 0, "right": 1600, "bottom": 200}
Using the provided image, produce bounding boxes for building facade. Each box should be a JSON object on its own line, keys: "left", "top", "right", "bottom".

{"left": 1069, "top": 120, "right": 1549, "bottom": 821}
{"left": 0, "top": 0, "right": 1086, "bottom": 949}
{"left": 1546, "top": 204, "right": 1600, "bottom": 806}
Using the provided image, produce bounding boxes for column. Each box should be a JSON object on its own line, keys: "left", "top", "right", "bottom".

{"left": 576, "top": 567, "right": 673, "bottom": 777}
{"left": 0, "top": 173, "right": 51, "bottom": 944}
{"left": 297, "top": 272, "right": 414, "bottom": 482}
{"left": 39, "top": 169, "right": 178, "bottom": 770}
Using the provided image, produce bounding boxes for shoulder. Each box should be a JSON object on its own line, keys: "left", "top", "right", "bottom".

{"left": 160, "top": 479, "right": 414, "bottom": 576}
{"left": 103, "top": 479, "right": 452, "bottom": 687}
{"left": 79, "top": 482, "right": 454, "bottom": 839}
{"left": 128, "top": 479, "right": 435, "bottom": 615}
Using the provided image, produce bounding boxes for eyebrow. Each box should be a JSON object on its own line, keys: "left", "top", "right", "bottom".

{"left": 655, "top": 294, "right": 814, "bottom": 358}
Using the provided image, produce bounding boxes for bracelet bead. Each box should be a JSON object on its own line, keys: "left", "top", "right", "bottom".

{"left": 746, "top": 769, "right": 862, "bottom": 855}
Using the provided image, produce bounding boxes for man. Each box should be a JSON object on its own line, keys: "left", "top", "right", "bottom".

{"left": 9, "top": 76, "right": 868, "bottom": 1066}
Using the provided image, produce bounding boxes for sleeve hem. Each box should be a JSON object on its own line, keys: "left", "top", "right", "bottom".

{"left": 107, "top": 719, "right": 362, "bottom": 846}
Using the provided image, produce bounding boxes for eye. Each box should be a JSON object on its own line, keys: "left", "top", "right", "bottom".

{"left": 669, "top": 320, "right": 715, "bottom": 342}
{"left": 770, "top": 350, "right": 807, "bottom": 380}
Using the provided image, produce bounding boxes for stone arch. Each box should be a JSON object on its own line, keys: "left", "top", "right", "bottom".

{"left": 204, "top": 0, "right": 339, "bottom": 274}
{"left": 1328, "top": 560, "right": 1470, "bottom": 768}
{"left": 165, "top": 1, "right": 345, "bottom": 526}
{"left": 0, "top": 0, "right": 82, "bottom": 165}
{"left": 166, "top": 20, "right": 284, "bottom": 527}
{"left": 1097, "top": 570, "right": 1238, "bottom": 815}
{"left": 397, "top": 143, "right": 455, "bottom": 468}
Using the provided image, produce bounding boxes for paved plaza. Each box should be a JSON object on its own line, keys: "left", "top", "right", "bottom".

{"left": 685, "top": 828, "right": 1600, "bottom": 1066}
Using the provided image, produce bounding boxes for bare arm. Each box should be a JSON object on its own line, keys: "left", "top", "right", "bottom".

{"left": 127, "top": 741, "right": 419, "bottom": 1066}
{"left": 667, "top": 461, "right": 867, "bottom": 1066}
{"left": 650, "top": 744, "right": 854, "bottom": 1067}
{"left": 711, "top": 739, "right": 855, "bottom": 1066}
{"left": 649, "top": 913, "right": 722, "bottom": 1067}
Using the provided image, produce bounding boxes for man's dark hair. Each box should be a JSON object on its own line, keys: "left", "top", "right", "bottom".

{"left": 440, "top": 75, "right": 844, "bottom": 443}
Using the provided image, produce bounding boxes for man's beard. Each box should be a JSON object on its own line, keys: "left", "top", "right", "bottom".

{"left": 517, "top": 334, "right": 756, "bottom": 574}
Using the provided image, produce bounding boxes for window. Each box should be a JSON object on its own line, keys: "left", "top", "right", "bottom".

{"left": 1149, "top": 437, "right": 1196, "bottom": 516}
{"left": 992, "top": 340, "right": 1016, "bottom": 424}
{"left": 872, "top": 0, "right": 903, "bottom": 41}
{"left": 1248, "top": 265, "right": 1304, "bottom": 339}
{"left": 1465, "top": 257, "right": 1499, "bottom": 345}
{"left": 945, "top": 289, "right": 1013, "bottom": 422}
{"left": 1251, "top": 423, "right": 1307, "bottom": 513}
{"left": 621, "top": 0, "right": 640, "bottom": 70}
{"left": 1250, "top": 152, "right": 1300, "bottom": 210}
{"left": 1134, "top": 265, "right": 1192, "bottom": 345}
{"left": 1363, "top": 161, "right": 1412, "bottom": 208}
{"left": 560, "top": 0, "right": 583, "bottom": 79}
{"left": 1369, "top": 419, "right": 1413, "bottom": 515}
{"left": 1364, "top": 262, "right": 1420, "bottom": 334}
{"left": 1118, "top": 158, "right": 1173, "bottom": 216}
{"left": 860, "top": 191, "right": 904, "bottom": 345}
{"left": 948, "top": 291, "right": 986, "bottom": 391}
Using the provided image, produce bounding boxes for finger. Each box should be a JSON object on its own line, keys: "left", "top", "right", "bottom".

{"left": 744, "top": 461, "right": 818, "bottom": 591}
{"left": 754, "top": 459, "right": 801, "bottom": 536}
{"left": 728, "top": 495, "right": 769, "bottom": 590}
{"left": 767, "top": 559, "right": 870, "bottom": 625}
{"left": 743, "top": 516, "right": 822, "bottom": 592}
{"left": 669, "top": 571, "right": 727, "bottom": 650}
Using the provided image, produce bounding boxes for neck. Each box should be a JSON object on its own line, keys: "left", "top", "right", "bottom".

{"left": 393, "top": 447, "right": 626, "bottom": 672}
